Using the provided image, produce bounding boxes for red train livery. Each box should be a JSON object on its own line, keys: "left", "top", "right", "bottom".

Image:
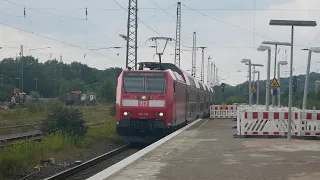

{"left": 116, "top": 62, "right": 214, "bottom": 143}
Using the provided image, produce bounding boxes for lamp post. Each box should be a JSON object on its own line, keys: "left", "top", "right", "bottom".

{"left": 241, "top": 59, "right": 252, "bottom": 107}
{"left": 269, "top": 19, "right": 317, "bottom": 140}
{"left": 261, "top": 41, "right": 291, "bottom": 106}
{"left": 246, "top": 63, "right": 264, "bottom": 105}
{"left": 277, "top": 61, "right": 288, "bottom": 106}
{"left": 257, "top": 45, "right": 272, "bottom": 111}
{"left": 253, "top": 70, "right": 260, "bottom": 105}
{"left": 301, "top": 47, "right": 320, "bottom": 110}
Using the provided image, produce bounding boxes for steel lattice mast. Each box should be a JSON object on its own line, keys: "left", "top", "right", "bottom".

{"left": 198, "top": 47, "right": 207, "bottom": 82}
{"left": 125, "top": 0, "right": 138, "bottom": 70}
{"left": 210, "top": 62, "right": 214, "bottom": 86}
{"left": 207, "top": 56, "right": 211, "bottom": 85}
{"left": 174, "top": 2, "right": 181, "bottom": 67}
{"left": 191, "top": 32, "right": 196, "bottom": 77}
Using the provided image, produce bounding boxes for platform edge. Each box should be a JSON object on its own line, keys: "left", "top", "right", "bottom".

{"left": 86, "top": 118, "right": 203, "bottom": 180}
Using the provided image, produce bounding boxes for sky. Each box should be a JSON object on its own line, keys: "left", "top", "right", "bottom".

{"left": 1, "top": 0, "right": 320, "bottom": 86}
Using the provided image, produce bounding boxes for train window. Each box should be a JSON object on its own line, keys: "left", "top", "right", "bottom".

{"left": 123, "top": 76, "right": 144, "bottom": 92}
{"left": 145, "top": 76, "right": 166, "bottom": 93}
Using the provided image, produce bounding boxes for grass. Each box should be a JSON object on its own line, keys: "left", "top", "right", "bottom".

{"left": 0, "top": 119, "right": 122, "bottom": 179}
{"left": 0, "top": 102, "right": 112, "bottom": 135}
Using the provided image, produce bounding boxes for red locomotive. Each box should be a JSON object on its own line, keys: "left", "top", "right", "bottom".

{"left": 116, "top": 62, "right": 214, "bottom": 143}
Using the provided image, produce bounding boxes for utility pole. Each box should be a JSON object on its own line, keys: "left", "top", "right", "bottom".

{"left": 60, "top": 55, "right": 62, "bottom": 96}
{"left": 216, "top": 68, "right": 218, "bottom": 85}
{"left": 174, "top": 2, "right": 181, "bottom": 67}
{"left": 125, "top": 0, "right": 138, "bottom": 70}
{"left": 54, "top": 57, "right": 57, "bottom": 97}
{"left": 191, "top": 32, "right": 197, "bottom": 77}
{"left": 213, "top": 64, "right": 216, "bottom": 85}
{"left": 210, "top": 62, "right": 213, "bottom": 86}
{"left": 33, "top": 76, "right": 38, "bottom": 92}
{"left": 207, "top": 56, "right": 211, "bottom": 85}
{"left": 199, "top": 47, "right": 207, "bottom": 83}
{"left": 184, "top": 41, "right": 208, "bottom": 80}
{"left": 20, "top": 45, "right": 24, "bottom": 92}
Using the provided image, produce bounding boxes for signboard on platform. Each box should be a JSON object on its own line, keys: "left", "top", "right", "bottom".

{"left": 251, "top": 87, "right": 256, "bottom": 93}
{"left": 270, "top": 78, "right": 280, "bottom": 88}
{"left": 271, "top": 88, "right": 278, "bottom": 95}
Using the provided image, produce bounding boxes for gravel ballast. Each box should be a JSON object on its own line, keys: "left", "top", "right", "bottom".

{"left": 11, "top": 141, "right": 127, "bottom": 180}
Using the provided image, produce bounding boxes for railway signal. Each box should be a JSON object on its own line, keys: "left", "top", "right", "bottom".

{"left": 293, "top": 76, "right": 297, "bottom": 93}
{"left": 221, "top": 83, "right": 226, "bottom": 92}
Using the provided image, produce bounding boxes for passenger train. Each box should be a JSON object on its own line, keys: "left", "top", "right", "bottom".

{"left": 115, "top": 62, "right": 214, "bottom": 143}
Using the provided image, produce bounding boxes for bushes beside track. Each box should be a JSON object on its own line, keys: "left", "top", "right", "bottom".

{"left": 0, "top": 102, "right": 111, "bottom": 135}
{"left": 0, "top": 105, "right": 121, "bottom": 179}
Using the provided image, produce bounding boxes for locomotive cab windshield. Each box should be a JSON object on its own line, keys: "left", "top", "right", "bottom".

{"left": 123, "top": 72, "right": 166, "bottom": 93}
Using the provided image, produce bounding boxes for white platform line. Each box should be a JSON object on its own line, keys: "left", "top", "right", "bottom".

{"left": 87, "top": 119, "right": 203, "bottom": 180}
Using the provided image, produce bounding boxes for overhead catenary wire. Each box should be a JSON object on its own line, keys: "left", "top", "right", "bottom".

{"left": 0, "top": 2, "right": 120, "bottom": 62}
{"left": 181, "top": 3, "right": 310, "bottom": 49}
{"left": 3, "top": 0, "right": 85, "bottom": 20}
{"left": 26, "top": 6, "right": 320, "bottom": 12}
{"left": 0, "top": 22, "right": 119, "bottom": 62}
{"left": 3, "top": 0, "right": 317, "bottom": 85}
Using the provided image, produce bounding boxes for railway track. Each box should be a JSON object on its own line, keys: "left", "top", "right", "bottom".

{"left": 0, "top": 121, "right": 106, "bottom": 148}
{"left": 0, "top": 132, "right": 42, "bottom": 148}
{"left": 42, "top": 144, "right": 141, "bottom": 180}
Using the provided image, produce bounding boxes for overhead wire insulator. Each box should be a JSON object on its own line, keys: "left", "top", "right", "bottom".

{"left": 85, "top": 7, "right": 88, "bottom": 20}
{"left": 24, "top": 7, "right": 26, "bottom": 17}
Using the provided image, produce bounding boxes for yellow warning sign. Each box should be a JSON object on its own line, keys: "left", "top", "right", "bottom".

{"left": 270, "top": 78, "right": 280, "bottom": 88}
{"left": 251, "top": 87, "right": 256, "bottom": 93}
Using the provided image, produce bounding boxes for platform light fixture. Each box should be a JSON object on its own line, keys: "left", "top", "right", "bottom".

{"left": 257, "top": 45, "right": 272, "bottom": 111}
{"left": 241, "top": 59, "right": 252, "bottom": 106}
{"left": 269, "top": 19, "right": 317, "bottom": 140}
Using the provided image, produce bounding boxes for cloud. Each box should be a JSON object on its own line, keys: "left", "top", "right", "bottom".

{"left": 1, "top": 0, "right": 320, "bottom": 86}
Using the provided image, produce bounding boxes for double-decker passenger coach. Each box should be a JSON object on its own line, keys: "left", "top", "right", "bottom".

{"left": 116, "top": 62, "right": 214, "bottom": 143}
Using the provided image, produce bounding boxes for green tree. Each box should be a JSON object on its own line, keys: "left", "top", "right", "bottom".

{"left": 0, "top": 84, "right": 14, "bottom": 102}
{"left": 0, "top": 55, "right": 122, "bottom": 102}
{"left": 225, "top": 96, "right": 247, "bottom": 104}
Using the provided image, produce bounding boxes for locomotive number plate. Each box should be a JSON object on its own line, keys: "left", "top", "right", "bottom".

{"left": 139, "top": 100, "right": 149, "bottom": 107}
{"left": 138, "top": 112, "right": 149, "bottom": 116}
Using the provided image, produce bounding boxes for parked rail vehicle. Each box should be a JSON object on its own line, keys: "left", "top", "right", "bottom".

{"left": 116, "top": 62, "right": 214, "bottom": 143}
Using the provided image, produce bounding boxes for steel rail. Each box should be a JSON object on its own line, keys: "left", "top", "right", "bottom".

{"left": 44, "top": 144, "right": 130, "bottom": 180}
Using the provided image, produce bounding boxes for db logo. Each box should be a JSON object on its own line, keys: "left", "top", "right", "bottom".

{"left": 139, "top": 100, "right": 149, "bottom": 107}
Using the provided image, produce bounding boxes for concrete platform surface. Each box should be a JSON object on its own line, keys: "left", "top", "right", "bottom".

{"left": 106, "top": 119, "right": 320, "bottom": 180}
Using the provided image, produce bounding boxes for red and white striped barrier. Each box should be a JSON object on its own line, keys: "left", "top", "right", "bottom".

{"left": 300, "top": 111, "right": 320, "bottom": 136}
{"left": 209, "top": 103, "right": 320, "bottom": 138}
{"left": 210, "top": 105, "right": 238, "bottom": 119}
{"left": 237, "top": 111, "right": 300, "bottom": 136}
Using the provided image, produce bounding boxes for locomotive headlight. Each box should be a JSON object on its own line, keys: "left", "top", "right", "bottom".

{"left": 155, "top": 112, "right": 164, "bottom": 117}
{"left": 123, "top": 112, "right": 128, "bottom": 116}
{"left": 141, "top": 95, "right": 146, "bottom": 100}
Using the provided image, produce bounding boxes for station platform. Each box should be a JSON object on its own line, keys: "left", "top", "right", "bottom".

{"left": 95, "top": 119, "right": 320, "bottom": 180}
